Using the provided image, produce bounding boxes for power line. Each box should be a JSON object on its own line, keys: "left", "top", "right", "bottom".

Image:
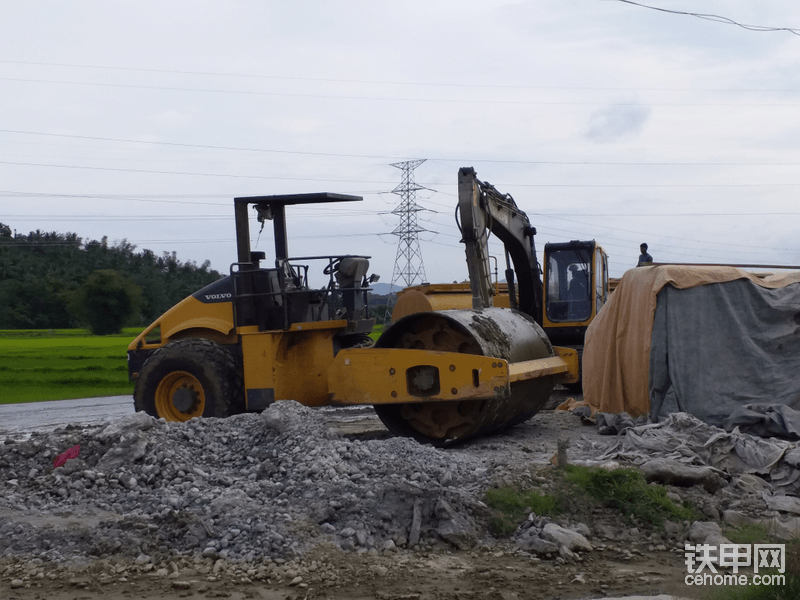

{"left": 494, "top": 183, "right": 800, "bottom": 188}
{"left": 6, "top": 157, "right": 800, "bottom": 188}
{"left": 4, "top": 210, "right": 382, "bottom": 222}
{"left": 0, "top": 189, "right": 390, "bottom": 205}
{"left": 6, "top": 130, "right": 800, "bottom": 168}
{"left": 532, "top": 216, "right": 794, "bottom": 253}
{"left": 531, "top": 211, "right": 800, "bottom": 217}
{"left": 0, "top": 129, "right": 410, "bottom": 161}
{"left": 606, "top": 0, "right": 800, "bottom": 36}
{"left": 3, "top": 58, "right": 800, "bottom": 93}
{"left": 3, "top": 75, "right": 800, "bottom": 107}
{"left": 0, "top": 159, "right": 396, "bottom": 183}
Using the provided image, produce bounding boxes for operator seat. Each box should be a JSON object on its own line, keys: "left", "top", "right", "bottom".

{"left": 335, "top": 257, "right": 370, "bottom": 319}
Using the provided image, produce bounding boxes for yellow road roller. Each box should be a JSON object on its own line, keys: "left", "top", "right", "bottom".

{"left": 128, "top": 179, "right": 577, "bottom": 445}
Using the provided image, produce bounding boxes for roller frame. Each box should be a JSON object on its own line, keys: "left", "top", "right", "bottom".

{"left": 327, "top": 346, "right": 578, "bottom": 406}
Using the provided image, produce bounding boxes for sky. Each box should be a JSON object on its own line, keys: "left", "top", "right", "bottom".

{"left": 2, "top": 1, "right": 800, "bottom": 290}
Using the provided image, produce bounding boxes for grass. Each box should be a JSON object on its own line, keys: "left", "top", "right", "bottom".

{"left": 0, "top": 328, "right": 139, "bottom": 403}
{"left": 563, "top": 464, "right": 696, "bottom": 528}
{"left": 368, "top": 324, "right": 384, "bottom": 342}
{"left": 0, "top": 324, "right": 388, "bottom": 404}
{"left": 485, "top": 487, "right": 564, "bottom": 535}
{"left": 703, "top": 533, "right": 800, "bottom": 600}
{"left": 726, "top": 524, "right": 777, "bottom": 546}
{"left": 484, "top": 464, "right": 696, "bottom": 537}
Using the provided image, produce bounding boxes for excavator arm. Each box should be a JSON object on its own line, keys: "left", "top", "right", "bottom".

{"left": 457, "top": 167, "right": 543, "bottom": 322}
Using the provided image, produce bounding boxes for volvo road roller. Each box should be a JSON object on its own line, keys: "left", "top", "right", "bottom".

{"left": 128, "top": 178, "right": 578, "bottom": 446}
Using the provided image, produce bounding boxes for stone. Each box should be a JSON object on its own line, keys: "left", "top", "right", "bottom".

{"left": 764, "top": 495, "right": 800, "bottom": 515}
{"left": 542, "top": 523, "right": 592, "bottom": 552}
{"left": 593, "top": 523, "right": 617, "bottom": 540}
{"left": 435, "top": 499, "right": 476, "bottom": 551}
{"left": 570, "top": 523, "right": 591, "bottom": 538}
{"left": 409, "top": 500, "right": 422, "bottom": 547}
{"left": 663, "top": 520, "right": 683, "bottom": 536}
{"left": 0, "top": 397, "right": 781, "bottom": 583}
{"left": 97, "top": 412, "right": 157, "bottom": 441}
{"left": 687, "top": 521, "right": 732, "bottom": 547}
{"left": 639, "top": 458, "right": 726, "bottom": 493}
{"left": 723, "top": 510, "right": 800, "bottom": 541}
{"left": 516, "top": 532, "right": 558, "bottom": 555}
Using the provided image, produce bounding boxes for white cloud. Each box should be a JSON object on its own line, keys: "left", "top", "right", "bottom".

{"left": 585, "top": 104, "right": 651, "bottom": 143}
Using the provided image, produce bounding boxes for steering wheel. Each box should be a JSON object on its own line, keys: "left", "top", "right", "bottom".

{"left": 323, "top": 258, "right": 341, "bottom": 275}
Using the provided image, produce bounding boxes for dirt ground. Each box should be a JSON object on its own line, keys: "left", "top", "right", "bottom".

{"left": 1, "top": 547, "right": 701, "bottom": 600}
{"left": 1, "top": 390, "right": 711, "bottom": 600}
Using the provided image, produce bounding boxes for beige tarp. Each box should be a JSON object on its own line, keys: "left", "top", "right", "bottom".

{"left": 582, "top": 265, "right": 800, "bottom": 417}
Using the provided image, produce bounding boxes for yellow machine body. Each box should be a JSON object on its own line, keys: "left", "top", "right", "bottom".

{"left": 128, "top": 182, "right": 580, "bottom": 446}
{"left": 392, "top": 283, "right": 511, "bottom": 322}
{"left": 129, "top": 294, "right": 236, "bottom": 350}
{"left": 130, "top": 302, "right": 576, "bottom": 412}
{"left": 129, "top": 290, "right": 576, "bottom": 445}
{"left": 392, "top": 242, "right": 609, "bottom": 350}
{"left": 238, "top": 321, "right": 348, "bottom": 408}
{"left": 328, "top": 347, "right": 576, "bottom": 406}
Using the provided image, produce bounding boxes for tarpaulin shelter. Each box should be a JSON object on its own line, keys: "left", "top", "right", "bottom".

{"left": 582, "top": 265, "right": 800, "bottom": 428}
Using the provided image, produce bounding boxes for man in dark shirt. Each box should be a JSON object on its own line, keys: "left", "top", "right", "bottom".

{"left": 638, "top": 243, "right": 653, "bottom": 266}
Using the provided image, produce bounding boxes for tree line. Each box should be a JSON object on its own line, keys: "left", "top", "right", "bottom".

{"left": 0, "top": 223, "right": 223, "bottom": 333}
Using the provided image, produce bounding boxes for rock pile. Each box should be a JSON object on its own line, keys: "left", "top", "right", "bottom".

{"left": 3, "top": 399, "right": 798, "bottom": 595}
{"left": 0, "top": 402, "right": 524, "bottom": 566}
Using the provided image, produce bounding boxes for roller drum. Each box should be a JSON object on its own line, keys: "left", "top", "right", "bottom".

{"left": 373, "top": 307, "right": 555, "bottom": 445}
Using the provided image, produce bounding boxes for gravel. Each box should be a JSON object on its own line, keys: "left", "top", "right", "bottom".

{"left": 0, "top": 401, "right": 512, "bottom": 566}
{"left": 6, "top": 399, "right": 800, "bottom": 600}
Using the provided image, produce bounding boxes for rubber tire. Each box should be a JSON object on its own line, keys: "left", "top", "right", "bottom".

{"left": 134, "top": 339, "right": 243, "bottom": 421}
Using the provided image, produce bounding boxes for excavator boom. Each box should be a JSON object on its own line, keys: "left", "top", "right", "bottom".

{"left": 457, "top": 167, "right": 543, "bottom": 321}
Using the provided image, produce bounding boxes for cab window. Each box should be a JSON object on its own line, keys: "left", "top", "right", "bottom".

{"left": 546, "top": 249, "right": 592, "bottom": 323}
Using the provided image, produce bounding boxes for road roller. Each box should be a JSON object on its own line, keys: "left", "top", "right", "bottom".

{"left": 127, "top": 175, "right": 577, "bottom": 446}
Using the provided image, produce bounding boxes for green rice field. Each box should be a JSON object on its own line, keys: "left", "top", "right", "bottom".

{"left": 0, "top": 329, "right": 137, "bottom": 404}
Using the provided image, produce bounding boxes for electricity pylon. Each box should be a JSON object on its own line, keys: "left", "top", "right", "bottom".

{"left": 389, "top": 159, "right": 428, "bottom": 291}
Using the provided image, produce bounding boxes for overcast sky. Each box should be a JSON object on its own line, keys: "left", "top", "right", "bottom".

{"left": 2, "top": 1, "right": 799, "bottom": 288}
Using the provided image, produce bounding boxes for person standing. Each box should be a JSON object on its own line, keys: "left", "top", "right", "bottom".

{"left": 638, "top": 243, "right": 653, "bottom": 266}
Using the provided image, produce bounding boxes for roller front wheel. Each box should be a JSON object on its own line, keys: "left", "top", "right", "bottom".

{"left": 134, "top": 339, "right": 242, "bottom": 422}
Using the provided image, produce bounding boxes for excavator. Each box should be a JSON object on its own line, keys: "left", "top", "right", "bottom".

{"left": 127, "top": 170, "right": 579, "bottom": 445}
{"left": 392, "top": 167, "right": 609, "bottom": 388}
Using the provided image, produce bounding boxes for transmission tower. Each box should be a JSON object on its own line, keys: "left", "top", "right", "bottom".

{"left": 389, "top": 159, "right": 428, "bottom": 291}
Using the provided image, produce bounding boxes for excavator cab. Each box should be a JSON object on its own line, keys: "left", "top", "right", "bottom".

{"left": 542, "top": 240, "right": 608, "bottom": 346}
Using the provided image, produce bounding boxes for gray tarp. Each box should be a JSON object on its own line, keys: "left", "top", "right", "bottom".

{"left": 649, "top": 279, "right": 800, "bottom": 432}
{"left": 599, "top": 412, "right": 800, "bottom": 494}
